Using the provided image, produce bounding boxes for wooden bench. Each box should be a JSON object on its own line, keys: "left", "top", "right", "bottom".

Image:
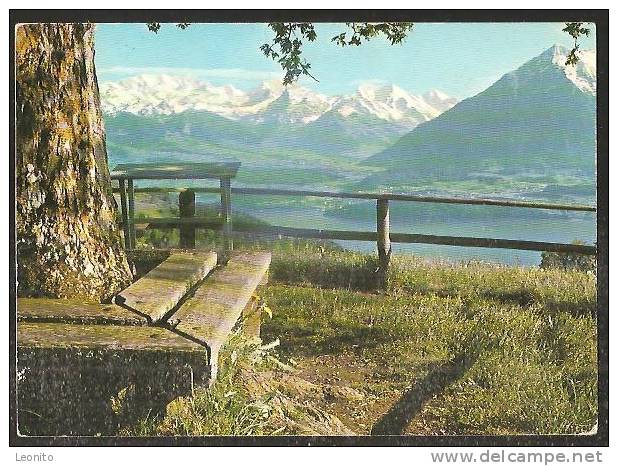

{"left": 16, "top": 250, "right": 271, "bottom": 435}
{"left": 167, "top": 251, "right": 271, "bottom": 382}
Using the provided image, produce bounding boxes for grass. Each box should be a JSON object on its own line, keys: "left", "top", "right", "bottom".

{"left": 260, "top": 251, "right": 598, "bottom": 435}
{"left": 121, "top": 332, "right": 279, "bottom": 436}
{"left": 269, "top": 244, "right": 381, "bottom": 291}
{"left": 390, "top": 255, "right": 597, "bottom": 317}
{"left": 120, "top": 320, "right": 355, "bottom": 436}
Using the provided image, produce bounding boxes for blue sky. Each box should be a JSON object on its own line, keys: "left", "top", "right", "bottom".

{"left": 95, "top": 22, "right": 596, "bottom": 99}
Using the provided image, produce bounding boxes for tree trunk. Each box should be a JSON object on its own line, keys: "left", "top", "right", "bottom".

{"left": 16, "top": 23, "right": 133, "bottom": 301}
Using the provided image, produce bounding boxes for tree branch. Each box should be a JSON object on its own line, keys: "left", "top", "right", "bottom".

{"left": 562, "top": 22, "right": 591, "bottom": 66}
{"left": 261, "top": 22, "right": 413, "bottom": 85}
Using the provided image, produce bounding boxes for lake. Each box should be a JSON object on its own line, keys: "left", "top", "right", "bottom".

{"left": 108, "top": 154, "right": 597, "bottom": 267}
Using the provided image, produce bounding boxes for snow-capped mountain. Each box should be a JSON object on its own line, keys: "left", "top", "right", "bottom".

{"left": 100, "top": 75, "right": 245, "bottom": 116}
{"left": 100, "top": 75, "right": 275, "bottom": 119}
{"left": 99, "top": 75, "right": 456, "bottom": 128}
{"left": 364, "top": 45, "right": 597, "bottom": 193}
{"left": 329, "top": 83, "right": 448, "bottom": 128}
{"left": 251, "top": 86, "right": 335, "bottom": 125}
{"left": 542, "top": 45, "right": 596, "bottom": 94}
{"left": 422, "top": 89, "right": 459, "bottom": 113}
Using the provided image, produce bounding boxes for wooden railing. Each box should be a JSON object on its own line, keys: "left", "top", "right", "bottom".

{"left": 112, "top": 185, "right": 597, "bottom": 272}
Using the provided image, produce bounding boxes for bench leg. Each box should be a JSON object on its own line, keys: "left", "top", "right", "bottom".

{"left": 220, "top": 177, "right": 233, "bottom": 255}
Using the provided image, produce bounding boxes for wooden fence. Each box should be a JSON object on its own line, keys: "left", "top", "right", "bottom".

{"left": 113, "top": 185, "right": 597, "bottom": 271}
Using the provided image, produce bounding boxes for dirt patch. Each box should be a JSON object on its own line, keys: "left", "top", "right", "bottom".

{"left": 281, "top": 352, "right": 407, "bottom": 435}
{"left": 239, "top": 367, "right": 357, "bottom": 435}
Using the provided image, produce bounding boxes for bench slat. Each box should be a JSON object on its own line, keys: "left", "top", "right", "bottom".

{"left": 17, "top": 298, "right": 148, "bottom": 326}
{"left": 17, "top": 322, "right": 205, "bottom": 353}
{"left": 115, "top": 251, "right": 217, "bottom": 322}
{"left": 169, "top": 252, "right": 271, "bottom": 378}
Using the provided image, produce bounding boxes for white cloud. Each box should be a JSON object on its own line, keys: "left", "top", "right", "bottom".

{"left": 97, "top": 66, "right": 283, "bottom": 82}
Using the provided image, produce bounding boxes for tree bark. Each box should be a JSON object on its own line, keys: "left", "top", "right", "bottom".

{"left": 16, "top": 23, "right": 133, "bottom": 301}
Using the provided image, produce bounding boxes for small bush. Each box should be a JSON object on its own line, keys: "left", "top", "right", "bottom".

{"left": 540, "top": 241, "right": 597, "bottom": 273}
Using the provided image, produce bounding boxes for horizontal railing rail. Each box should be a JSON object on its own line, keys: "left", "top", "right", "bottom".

{"left": 112, "top": 185, "right": 597, "bottom": 268}
{"left": 113, "top": 186, "right": 597, "bottom": 212}
{"left": 130, "top": 218, "right": 597, "bottom": 255}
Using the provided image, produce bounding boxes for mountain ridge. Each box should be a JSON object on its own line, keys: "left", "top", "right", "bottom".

{"left": 362, "top": 45, "right": 597, "bottom": 199}
{"left": 100, "top": 75, "right": 457, "bottom": 129}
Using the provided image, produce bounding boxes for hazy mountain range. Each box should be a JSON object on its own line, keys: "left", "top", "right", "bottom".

{"left": 101, "top": 76, "right": 459, "bottom": 159}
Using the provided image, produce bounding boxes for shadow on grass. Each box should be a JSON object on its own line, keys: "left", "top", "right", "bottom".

{"left": 263, "top": 313, "right": 414, "bottom": 359}
{"left": 370, "top": 351, "right": 479, "bottom": 436}
{"left": 270, "top": 254, "right": 382, "bottom": 292}
{"left": 401, "top": 284, "right": 595, "bottom": 317}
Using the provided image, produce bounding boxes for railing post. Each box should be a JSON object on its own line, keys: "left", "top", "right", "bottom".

{"left": 179, "top": 189, "right": 196, "bottom": 249}
{"left": 376, "top": 198, "right": 391, "bottom": 288}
